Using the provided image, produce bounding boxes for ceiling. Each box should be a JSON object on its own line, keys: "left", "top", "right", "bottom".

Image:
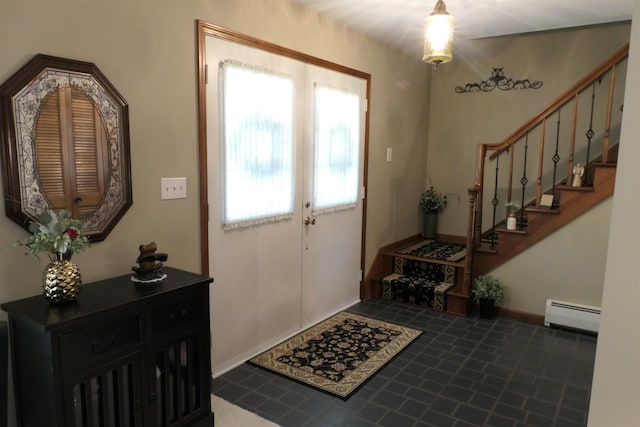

{"left": 291, "top": 0, "right": 634, "bottom": 56}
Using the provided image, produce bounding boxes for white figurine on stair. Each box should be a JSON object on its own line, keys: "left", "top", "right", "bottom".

{"left": 572, "top": 162, "right": 584, "bottom": 187}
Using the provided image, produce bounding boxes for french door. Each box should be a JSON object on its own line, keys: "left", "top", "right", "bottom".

{"left": 204, "top": 33, "right": 367, "bottom": 373}
{"left": 301, "top": 64, "right": 366, "bottom": 325}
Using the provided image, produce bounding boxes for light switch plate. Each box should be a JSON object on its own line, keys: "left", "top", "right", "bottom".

{"left": 161, "top": 177, "right": 187, "bottom": 200}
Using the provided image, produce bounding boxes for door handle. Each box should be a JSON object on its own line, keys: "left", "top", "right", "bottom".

{"left": 304, "top": 216, "right": 316, "bottom": 226}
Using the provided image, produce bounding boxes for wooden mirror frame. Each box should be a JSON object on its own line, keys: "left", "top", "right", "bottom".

{"left": 0, "top": 54, "right": 132, "bottom": 242}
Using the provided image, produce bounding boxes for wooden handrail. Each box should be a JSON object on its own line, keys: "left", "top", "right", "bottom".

{"left": 602, "top": 64, "right": 617, "bottom": 163}
{"left": 487, "top": 44, "right": 629, "bottom": 161}
{"left": 469, "top": 43, "right": 628, "bottom": 201}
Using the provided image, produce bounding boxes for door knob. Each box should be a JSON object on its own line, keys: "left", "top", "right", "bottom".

{"left": 304, "top": 216, "right": 316, "bottom": 225}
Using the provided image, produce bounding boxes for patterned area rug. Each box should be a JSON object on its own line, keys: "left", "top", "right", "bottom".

{"left": 249, "top": 311, "right": 422, "bottom": 399}
{"left": 397, "top": 239, "right": 466, "bottom": 262}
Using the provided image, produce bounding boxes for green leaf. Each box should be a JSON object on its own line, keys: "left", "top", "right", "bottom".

{"left": 39, "top": 211, "right": 53, "bottom": 225}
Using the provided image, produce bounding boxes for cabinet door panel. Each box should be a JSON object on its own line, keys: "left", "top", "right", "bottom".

{"left": 150, "top": 330, "right": 209, "bottom": 427}
{"left": 64, "top": 353, "right": 144, "bottom": 427}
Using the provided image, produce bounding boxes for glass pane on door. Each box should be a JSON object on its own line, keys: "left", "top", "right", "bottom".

{"left": 312, "top": 85, "right": 361, "bottom": 213}
{"left": 220, "top": 62, "right": 295, "bottom": 229}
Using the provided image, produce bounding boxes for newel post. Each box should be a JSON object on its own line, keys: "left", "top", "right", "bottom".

{"left": 473, "top": 144, "right": 486, "bottom": 247}
{"left": 463, "top": 187, "right": 478, "bottom": 297}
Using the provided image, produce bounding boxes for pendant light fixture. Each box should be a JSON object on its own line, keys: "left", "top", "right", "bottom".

{"left": 423, "top": 0, "right": 454, "bottom": 69}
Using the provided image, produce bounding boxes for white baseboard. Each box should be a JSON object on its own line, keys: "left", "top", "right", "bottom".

{"left": 211, "top": 324, "right": 300, "bottom": 378}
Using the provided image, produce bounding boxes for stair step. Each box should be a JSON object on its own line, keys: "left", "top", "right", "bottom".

{"left": 556, "top": 185, "right": 594, "bottom": 192}
{"left": 381, "top": 273, "right": 454, "bottom": 311}
{"left": 477, "top": 248, "right": 498, "bottom": 255}
{"left": 389, "top": 253, "right": 464, "bottom": 267}
{"left": 476, "top": 242, "right": 498, "bottom": 254}
{"left": 392, "top": 256, "right": 457, "bottom": 283}
{"left": 496, "top": 227, "right": 527, "bottom": 235}
{"left": 525, "top": 207, "right": 561, "bottom": 214}
{"left": 591, "top": 161, "right": 617, "bottom": 168}
{"left": 385, "top": 239, "right": 466, "bottom": 267}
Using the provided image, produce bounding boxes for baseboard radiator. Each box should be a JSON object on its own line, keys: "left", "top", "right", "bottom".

{"left": 544, "top": 299, "right": 601, "bottom": 334}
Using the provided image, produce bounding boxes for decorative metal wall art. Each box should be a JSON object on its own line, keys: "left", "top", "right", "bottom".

{"left": 455, "top": 67, "right": 543, "bottom": 93}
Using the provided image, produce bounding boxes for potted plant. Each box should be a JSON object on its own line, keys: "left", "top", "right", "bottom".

{"left": 14, "top": 209, "right": 90, "bottom": 303}
{"left": 504, "top": 202, "right": 519, "bottom": 216}
{"left": 420, "top": 186, "right": 447, "bottom": 239}
{"left": 472, "top": 275, "right": 505, "bottom": 319}
{"left": 15, "top": 209, "right": 90, "bottom": 259}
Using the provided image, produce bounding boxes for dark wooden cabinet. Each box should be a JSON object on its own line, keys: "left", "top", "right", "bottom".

{"left": 1, "top": 267, "right": 214, "bottom": 427}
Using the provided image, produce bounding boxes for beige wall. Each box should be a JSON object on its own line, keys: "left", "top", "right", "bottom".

{"left": 491, "top": 199, "right": 612, "bottom": 315}
{"left": 0, "top": 0, "right": 429, "bottom": 306}
{"left": 589, "top": 0, "right": 640, "bottom": 424}
{"left": 425, "top": 24, "right": 630, "bottom": 315}
{"left": 2, "top": 3, "right": 624, "bottom": 321}
{"left": 0, "top": 1, "right": 430, "bottom": 425}
{"left": 1, "top": 0, "right": 636, "bottom": 423}
{"left": 427, "top": 23, "right": 630, "bottom": 235}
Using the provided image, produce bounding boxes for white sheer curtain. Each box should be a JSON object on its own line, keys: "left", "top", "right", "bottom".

{"left": 219, "top": 61, "right": 295, "bottom": 229}
{"left": 312, "top": 84, "right": 361, "bottom": 214}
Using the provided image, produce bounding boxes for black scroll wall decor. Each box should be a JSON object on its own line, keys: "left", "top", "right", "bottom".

{"left": 455, "top": 67, "right": 543, "bottom": 93}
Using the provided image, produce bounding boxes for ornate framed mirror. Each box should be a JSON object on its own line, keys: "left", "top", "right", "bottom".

{"left": 0, "top": 54, "right": 132, "bottom": 242}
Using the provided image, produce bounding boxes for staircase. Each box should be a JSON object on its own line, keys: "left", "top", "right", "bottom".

{"left": 364, "top": 44, "right": 629, "bottom": 318}
{"left": 379, "top": 239, "right": 465, "bottom": 310}
{"left": 457, "top": 44, "right": 629, "bottom": 316}
{"left": 364, "top": 234, "right": 468, "bottom": 313}
{"left": 473, "top": 147, "right": 617, "bottom": 276}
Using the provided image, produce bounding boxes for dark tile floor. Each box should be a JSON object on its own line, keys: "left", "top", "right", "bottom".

{"left": 212, "top": 298, "right": 597, "bottom": 427}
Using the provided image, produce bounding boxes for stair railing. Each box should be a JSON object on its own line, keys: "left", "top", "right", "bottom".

{"left": 462, "top": 44, "right": 629, "bottom": 299}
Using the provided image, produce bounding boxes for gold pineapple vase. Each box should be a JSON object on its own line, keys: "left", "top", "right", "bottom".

{"left": 43, "top": 260, "right": 82, "bottom": 304}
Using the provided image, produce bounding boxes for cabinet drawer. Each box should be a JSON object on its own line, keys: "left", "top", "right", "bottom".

{"left": 151, "top": 295, "right": 205, "bottom": 337}
{"left": 59, "top": 313, "right": 141, "bottom": 372}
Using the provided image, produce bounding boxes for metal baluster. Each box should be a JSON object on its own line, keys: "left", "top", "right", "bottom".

{"left": 551, "top": 110, "right": 561, "bottom": 203}
{"left": 519, "top": 134, "right": 529, "bottom": 230}
{"left": 584, "top": 81, "right": 598, "bottom": 186}
{"left": 490, "top": 154, "right": 500, "bottom": 249}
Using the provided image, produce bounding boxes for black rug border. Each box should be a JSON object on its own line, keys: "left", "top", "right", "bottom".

{"left": 247, "top": 310, "right": 423, "bottom": 400}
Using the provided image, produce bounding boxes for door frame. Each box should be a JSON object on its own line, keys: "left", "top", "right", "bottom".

{"left": 195, "top": 20, "right": 371, "bottom": 297}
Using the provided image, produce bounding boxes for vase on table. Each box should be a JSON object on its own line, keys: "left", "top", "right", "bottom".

{"left": 423, "top": 213, "right": 438, "bottom": 239}
{"left": 42, "top": 252, "right": 81, "bottom": 304}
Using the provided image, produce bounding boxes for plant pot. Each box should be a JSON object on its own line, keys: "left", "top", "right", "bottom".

{"left": 42, "top": 257, "right": 81, "bottom": 304}
{"left": 423, "top": 213, "right": 438, "bottom": 239}
{"left": 478, "top": 298, "right": 496, "bottom": 319}
{"left": 506, "top": 214, "right": 517, "bottom": 230}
